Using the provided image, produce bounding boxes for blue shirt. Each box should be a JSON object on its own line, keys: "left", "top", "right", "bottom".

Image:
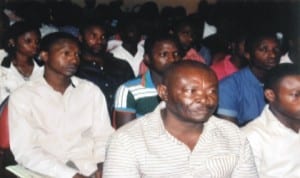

{"left": 217, "top": 67, "right": 266, "bottom": 126}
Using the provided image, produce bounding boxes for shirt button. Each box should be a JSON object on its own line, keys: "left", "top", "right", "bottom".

{"left": 105, "top": 83, "right": 109, "bottom": 87}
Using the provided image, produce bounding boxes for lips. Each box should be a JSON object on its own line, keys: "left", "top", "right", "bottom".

{"left": 65, "top": 65, "right": 78, "bottom": 74}
{"left": 188, "top": 104, "right": 211, "bottom": 115}
{"left": 266, "top": 59, "right": 278, "bottom": 66}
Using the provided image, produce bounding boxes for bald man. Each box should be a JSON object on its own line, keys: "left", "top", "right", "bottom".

{"left": 103, "top": 60, "right": 258, "bottom": 177}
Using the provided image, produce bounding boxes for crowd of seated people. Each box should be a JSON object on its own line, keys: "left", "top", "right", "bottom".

{"left": 0, "top": 0, "right": 299, "bottom": 178}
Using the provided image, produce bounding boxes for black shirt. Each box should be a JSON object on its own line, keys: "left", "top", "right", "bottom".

{"left": 76, "top": 53, "right": 135, "bottom": 117}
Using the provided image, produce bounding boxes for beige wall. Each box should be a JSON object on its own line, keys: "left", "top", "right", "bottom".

{"left": 71, "top": 0, "right": 216, "bottom": 14}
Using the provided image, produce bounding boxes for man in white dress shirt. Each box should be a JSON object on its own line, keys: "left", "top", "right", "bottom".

{"left": 242, "top": 63, "right": 300, "bottom": 178}
{"left": 8, "top": 32, "right": 114, "bottom": 178}
{"left": 104, "top": 60, "right": 258, "bottom": 177}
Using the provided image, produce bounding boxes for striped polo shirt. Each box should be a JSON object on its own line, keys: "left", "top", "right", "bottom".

{"left": 104, "top": 102, "right": 258, "bottom": 178}
{"left": 114, "top": 70, "right": 160, "bottom": 117}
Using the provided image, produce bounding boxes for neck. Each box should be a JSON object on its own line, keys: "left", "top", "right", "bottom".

{"left": 122, "top": 42, "right": 137, "bottom": 56}
{"left": 82, "top": 52, "right": 104, "bottom": 66}
{"left": 249, "top": 65, "right": 268, "bottom": 83}
{"left": 12, "top": 53, "right": 34, "bottom": 66}
{"left": 150, "top": 70, "right": 163, "bottom": 87}
{"left": 162, "top": 109, "right": 204, "bottom": 150}
{"left": 44, "top": 69, "right": 71, "bottom": 94}
{"left": 270, "top": 105, "right": 300, "bottom": 133}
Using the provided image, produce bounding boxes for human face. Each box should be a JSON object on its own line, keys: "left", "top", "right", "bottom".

{"left": 45, "top": 40, "right": 80, "bottom": 77}
{"left": 164, "top": 67, "right": 218, "bottom": 123}
{"left": 177, "top": 25, "right": 195, "bottom": 51}
{"left": 251, "top": 38, "right": 280, "bottom": 70}
{"left": 15, "top": 31, "right": 40, "bottom": 58}
{"left": 270, "top": 75, "right": 300, "bottom": 120}
{"left": 121, "top": 23, "right": 141, "bottom": 45}
{"left": 82, "top": 26, "right": 106, "bottom": 54}
{"left": 149, "top": 40, "right": 181, "bottom": 74}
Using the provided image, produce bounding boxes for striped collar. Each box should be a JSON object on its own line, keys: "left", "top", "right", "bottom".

{"left": 141, "top": 70, "right": 155, "bottom": 88}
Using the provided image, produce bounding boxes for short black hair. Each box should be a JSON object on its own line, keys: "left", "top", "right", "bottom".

{"left": 40, "top": 32, "right": 80, "bottom": 52}
{"left": 3, "top": 21, "right": 41, "bottom": 54}
{"left": 162, "top": 60, "right": 216, "bottom": 85}
{"left": 264, "top": 63, "right": 300, "bottom": 91}
{"left": 144, "top": 33, "right": 182, "bottom": 58}
{"left": 245, "top": 32, "right": 279, "bottom": 54}
{"left": 79, "top": 18, "right": 107, "bottom": 36}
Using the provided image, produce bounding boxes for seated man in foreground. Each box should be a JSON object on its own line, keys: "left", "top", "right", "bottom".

{"left": 8, "top": 32, "right": 114, "bottom": 178}
{"left": 104, "top": 60, "right": 258, "bottom": 177}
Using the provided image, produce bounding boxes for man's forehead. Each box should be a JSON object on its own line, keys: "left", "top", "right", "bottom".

{"left": 167, "top": 66, "right": 215, "bottom": 83}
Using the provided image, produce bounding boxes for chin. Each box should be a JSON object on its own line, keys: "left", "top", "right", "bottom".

{"left": 187, "top": 115, "right": 211, "bottom": 124}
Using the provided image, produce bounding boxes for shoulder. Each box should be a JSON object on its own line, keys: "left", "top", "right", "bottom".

{"left": 107, "top": 55, "right": 132, "bottom": 69}
{"left": 109, "top": 45, "right": 123, "bottom": 53}
{"left": 9, "top": 79, "right": 42, "bottom": 99}
{"left": 110, "top": 108, "right": 158, "bottom": 140}
{"left": 241, "top": 114, "right": 267, "bottom": 138}
{"left": 207, "top": 116, "right": 246, "bottom": 143}
{"left": 71, "top": 76, "right": 102, "bottom": 92}
{"left": 219, "top": 67, "right": 252, "bottom": 94}
{"left": 119, "top": 76, "right": 143, "bottom": 88}
{"left": 108, "top": 117, "right": 145, "bottom": 144}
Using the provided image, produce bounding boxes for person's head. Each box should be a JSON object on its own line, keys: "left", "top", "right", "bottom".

{"left": 245, "top": 32, "right": 281, "bottom": 71}
{"left": 79, "top": 19, "right": 108, "bottom": 55}
{"left": 158, "top": 60, "right": 218, "bottom": 124}
{"left": 4, "top": 21, "right": 41, "bottom": 58}
{"left": 264, "top": 63, "right": 300, "bottom": 121}
{"left": 173, "top": 18, "right": 196, "bottom": 52}
{"left": 118, "top": 16, "right": 142, "bottom": 45}
{"left": 144, "top": 34, "right": 182, "bottom": 75}
{"left": 39, "top": 32, "right": 80, "bottom": 77}
{"left": 285, "top": 30, "right": 300, "bottom": 66}
{"left": 227, "top": 31, "right": 249, "bottom": 68}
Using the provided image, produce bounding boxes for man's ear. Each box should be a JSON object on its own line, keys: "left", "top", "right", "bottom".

{"left": 143, "top": 54, "right": 151, "bottom": 67}
{"left": 264, "top": 89, "right": 275, "bottom": 103}
{"left": 39, "top": 51, "right": 48, "bottom": 63}
{"left": 157, "top": 84, "right": 168, "bottom": 101}
{"left": 8, "top": 38, "right": 15, "bottom": 48}
{"left": 244, "top": 51, "right": 250, "bottom": 60}
{"left": 78, "top": 34, "right": 83, "bottom": 42}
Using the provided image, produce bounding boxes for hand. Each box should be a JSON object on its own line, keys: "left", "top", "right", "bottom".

{"left": 72, "top": 173, "right": 88, "bottom": 178}
{"left": 95, "top": 162, "right": 103, "bottom": 178}
{"left": 95, "top": 169, "right": 102, "bottom": 178}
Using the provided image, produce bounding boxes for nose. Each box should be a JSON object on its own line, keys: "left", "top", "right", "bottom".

{"left": 32, "top": 41, "right": 39, "bottom": 51}
{"left": 267, "top": 49, "right": 276, "bottom": 59}
{"left": 69, "top": 53, "right": 80, "bottom": 65}
{"left": 193, "top": 91, "right": 207, "bottom": 104}
{"left": 167, "top": 53, "right": 176, "bottom": 62}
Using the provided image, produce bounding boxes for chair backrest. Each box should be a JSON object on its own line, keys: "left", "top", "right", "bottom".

{"left": 0, "top": 98, "right": 9, "bottom": 149}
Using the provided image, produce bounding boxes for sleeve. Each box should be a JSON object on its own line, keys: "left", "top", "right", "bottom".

{"left": 231, "top": 134, "right": 258, "bottom": 178}
{"left": 91, "top": 88, "right": 115, "bottom": 163}
{"left": 0, "top": 69, "right": 10, "bottom": 104}
{"left": 8, "top": 91, "right": 78, "bottom": 178}
{"left": 114, "top": 84, "right": 136, "bottom": 113}
{"left": 216, "top": 77, "right": 239, "bottom": 118}
{"left": 241, "top": 126, "right": 263, "bottom": 173}
{"left": 103, "top": 133, "right": 140, "bottom": 178}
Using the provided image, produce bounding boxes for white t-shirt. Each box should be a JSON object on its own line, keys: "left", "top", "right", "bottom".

{"left": 242, "top": 105, "right": 300, "bottom": 178}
